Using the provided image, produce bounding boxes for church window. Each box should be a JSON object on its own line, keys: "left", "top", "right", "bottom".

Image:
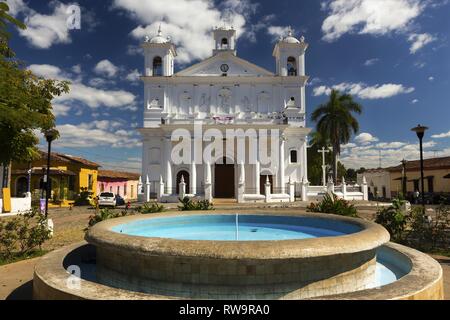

{"left": 153, "top": 56, "right": 163, "bottom": 76}
{"left": 290, "top": 150, "right": 298, "bottom": 163}
{"left": 287, "top": 57, "right": 297, "bottom": 76}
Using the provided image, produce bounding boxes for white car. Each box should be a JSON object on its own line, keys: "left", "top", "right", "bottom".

{"left": 98, "top": 192, "right": 116, "bottom": 207}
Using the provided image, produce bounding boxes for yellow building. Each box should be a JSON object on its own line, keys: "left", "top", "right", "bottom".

{"left": 11, "top": 151, "right": 100, "bottom": 207}
{"left": 388, "top": 156, "right": 450, "bottom": 199}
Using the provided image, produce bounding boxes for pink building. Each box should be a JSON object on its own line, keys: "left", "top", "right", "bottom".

{"left": 97, "top": 170, "right": 140, "bottom": 201}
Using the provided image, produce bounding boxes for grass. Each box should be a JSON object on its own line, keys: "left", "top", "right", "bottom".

{"left": 0, "top": 250, "right": 49, "bottom": 266}
{"left": 428, "top": 249, "right": 450, "bottom": 258}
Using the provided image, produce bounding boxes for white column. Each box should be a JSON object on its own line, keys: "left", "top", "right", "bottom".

{"left": 165, "top": 137, "right": 172, "bottom": 194}
{"left": 255, "top": 161, "right": 260, "bottom": 195}
{"left": 204, "top": 161, "right": 212, "bottom": 201}
{"left": 157, "top": 175, "right": 164, "bottom": 199}
{"left": 301, "top": 177, "right": 309, "bottom": 202}
{"left": 190, "top": 162, "right": 196, "bottom": 195}
{"left": 238, "top": 161, "right": 245, "bottom": 203}
{"left": 362, "top": 176, "right": 368, "bottom": 201}
{"left": 280, "top": 135, "right": 286, "bottom": 194}
{"left": 190, "top": 138, "right": 197, "bottom": 195}
{"left": 145, "top": 175, "right": 151, "bottom": 202}
{"left": 289, "top": 178, "right": 295, "bottom": 202}
{"left": 179, "top": 175, "right": 186, "bottom": 199}
{"left": 342, "top": 176, "right": 347, "bottom": 200}
{"left": 265, "top": 176, "right": 272, "bottom": 203}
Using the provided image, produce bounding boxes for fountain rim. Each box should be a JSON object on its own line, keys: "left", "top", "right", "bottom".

{"left": 85, "top": 211, "right": 390, "bottom": 260}
{"left": 33, "top": 241, "right": 444, "bottom": 300}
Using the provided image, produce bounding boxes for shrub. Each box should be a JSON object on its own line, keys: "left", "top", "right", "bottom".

{"left": 0, "top": 209, "right": 51, "bottom": 261}
{"left": 407, "top": 205, "right": 450, "bottom": 251}
{"left": 87, "top": 208, "right": 130, "bottom": 228}
{"left": 74, "top": 190, "right": 94, "bottom": 206}
{"left": 307, "top": 193, "right": 357, "bottom": 217}
{"left": 375, "top": 198, "right": 408, "bottom": 242}
{"left": 178, "top": 197, "right": 214, "bottom": 211}
{"left": 136, "top": 202, "right": 165, "bottom": 214}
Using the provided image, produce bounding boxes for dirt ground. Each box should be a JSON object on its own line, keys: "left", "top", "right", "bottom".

{"left": 0, "top": 204, "right": 448, "bottom": 300}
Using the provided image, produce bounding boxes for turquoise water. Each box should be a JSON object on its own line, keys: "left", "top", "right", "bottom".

{"left": 111, "top": 215, "right": 362, "bottom": 241}
{"left": 110, "top": 215, "right": 405, "bottom": 286}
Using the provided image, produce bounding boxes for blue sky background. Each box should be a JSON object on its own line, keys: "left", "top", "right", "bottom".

{"left": 5, "top": 0, "right": 450, "bottom": 172}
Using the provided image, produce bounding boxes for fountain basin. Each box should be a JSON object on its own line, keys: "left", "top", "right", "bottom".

{"left": 84, "top": 212, "right": 390, "bottom": 299}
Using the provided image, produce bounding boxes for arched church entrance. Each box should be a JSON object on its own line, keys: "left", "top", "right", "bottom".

{"left": 214, "top": 157, "right": 235, "bottom": 198}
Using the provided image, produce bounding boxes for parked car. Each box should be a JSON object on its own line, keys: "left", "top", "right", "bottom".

{"left": 115, "top": 194, "right": 125, "bottom": 206}
{"left": 98, "top": 192, "right": 116, "bottom": 207}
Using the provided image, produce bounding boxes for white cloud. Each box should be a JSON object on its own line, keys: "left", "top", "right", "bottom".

{"left": 313, "top": 82, "right": 415, "bottom": 100}
{"left": 431, "top": 131, "right": 450, "bottom": 139}
{"left": 408, "top": 33, "right": 436, "bottom": 54}
{"left": 71, "top": 64, "right": 82, "bottom": 74}
{"left": 113, "top": 0, "right": 253, "bottom": 64}
{"left": 10, "top": 1, "right": 73, "bottom": 49}
{"left": 355, "top": 133, "right": 379, "bottom": 145}
{"left": 428, "top": 76, "right": 434, "bottom": 81}
{"left": 364, "top": 58, "right": 379, "bottom": 66}
{"left": 29, "top": 64, "right": 136, "bottom": 110}
{"left": 52, "top": 103, "right": 71, "bottom": 117}
{"left": 340, "top": 139, "right": 447, "bottom": 169}
{"left": 267, "top": 26, "right": 291, "bottom": 40}
{"left": 55, "top": 122, "right": 141, "bottom": 149}
{"left": 94, "top": 60, "right": 120, "bottom": 78}
{"left": 321, "top": 0, "right": 424, "bottom": 42}
{"left": 412, "top": 99, "right": 419, "bottom": 104}
{"left": 125, "top": 69, "right": 141, "bottom": 82}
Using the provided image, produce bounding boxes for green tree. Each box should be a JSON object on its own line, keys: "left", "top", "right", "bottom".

{"left": 0, "top": 3, "right": 69, "bottom": 187}
{"left": 311, "top": 90, "right": 362, "bottom": 183}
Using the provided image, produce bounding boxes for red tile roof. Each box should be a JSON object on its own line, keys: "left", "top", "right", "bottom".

{"left": 387, "top": 156, "right": 450, "bottom": 172}
{"left": 37, "top": 151, "right": 100, "bottom": 168}
{"left": 98, "top": 170, "right": 140, "bottom": 180}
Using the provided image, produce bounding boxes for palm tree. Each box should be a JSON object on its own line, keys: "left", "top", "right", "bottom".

{"left": 311, "top": 90, "right": 362, "bottom": 183}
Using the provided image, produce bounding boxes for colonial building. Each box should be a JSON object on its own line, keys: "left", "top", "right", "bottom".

{"left": 11, "top": 151, "right": 100, "bottom": 207}
{"left": 357, "top": 156, "right": 450, "bottom": 201}
{"left": 97, "top": 170, "right": 140, "bottom": 201}
{"left": 139, "top": 26, "right": 311, "bottom": 203}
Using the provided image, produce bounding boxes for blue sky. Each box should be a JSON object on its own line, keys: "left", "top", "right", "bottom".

{"left": 5, "top": 0, "right": 450, "bottom": 171}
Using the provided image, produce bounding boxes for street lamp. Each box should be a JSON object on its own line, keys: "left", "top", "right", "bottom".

{"left": 44, "top": 128, "right": 58, "bottom": 218}
{"left": 411, "top": 125, "right": 428, "bottom": 208}
{"left": 401, "top": 159, "right": 408, "bottom": 198}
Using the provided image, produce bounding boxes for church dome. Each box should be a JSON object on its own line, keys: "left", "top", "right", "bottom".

{"left": 149, "top": 25, "right": 169, "bottom": 44}
{"left": 280, "top": 28, "right": 301, "bottom": 44}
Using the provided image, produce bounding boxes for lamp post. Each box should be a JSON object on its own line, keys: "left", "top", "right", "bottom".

{"left": 411, "top": 125, "right": 428, "bottom": 208}
{"left": 401, "top": 159, "right": 407, "bottom": 198}
{"left": 44, "top": 129, "right": 58, "bottom": 218}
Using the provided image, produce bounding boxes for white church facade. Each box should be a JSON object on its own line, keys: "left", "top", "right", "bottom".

{"left": 138, "top": 26, "right": 312, "bottom": 203}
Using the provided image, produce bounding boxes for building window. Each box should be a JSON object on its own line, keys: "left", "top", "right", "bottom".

{"left": 68, "top": 176, "right": 75, "bottom": 191}
{"left": 290, "top": 150, "right": 298, "bottom": 164}
{"left": 124, "top": 184, "right": 127, "bottom": 196}
{"left": 117, "top": 186, "right": 120, "bottom": 195}
{"left": 110, "top": 186, "right": 113, "bottom": 193}
{"left": 131, "top": 185, "right": 134, "bottom": 198}
{"left": 88, "top": 174, "right": 93, "bottom": 191}
{"left": 287, "top": 57, "right": 297, "bottom": 76}
{"left": 153, "top": 56, "right": 162, "bottom": 76}
{"left": 100, "top": 183, "right": 104, "bottom": 192}
{"left": 427, "top": 177, "right": 434, "bottom": 193}
{"left": 413, "top": 180, "right": 419, "bottom": 192}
